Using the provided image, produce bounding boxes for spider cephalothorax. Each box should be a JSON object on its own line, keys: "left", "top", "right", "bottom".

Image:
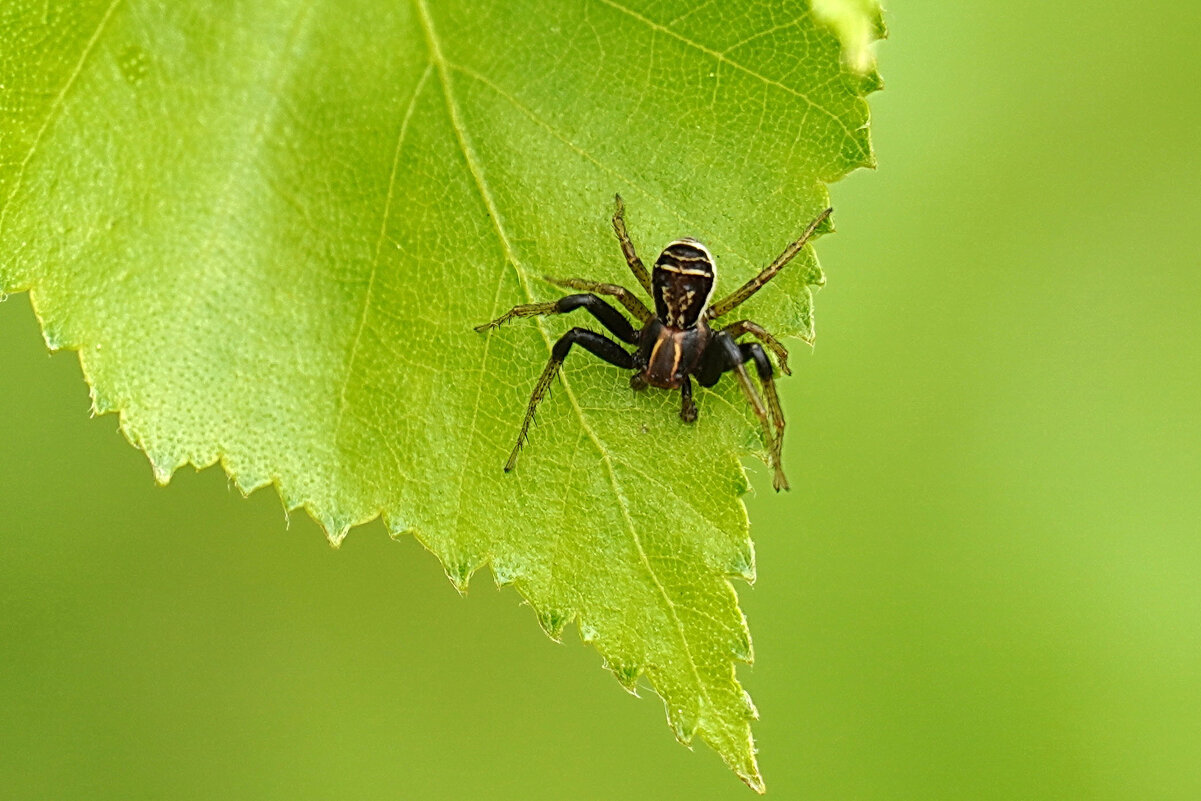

{"left": 475, "top": 195, "right": 832, "bottom": 491}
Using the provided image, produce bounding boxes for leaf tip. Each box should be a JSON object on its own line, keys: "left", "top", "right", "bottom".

{"left": 741, "top": 767, "right": 767, "bottom": 795}
{"left": 717, "top": 713, "right": 766, "bottom": 794}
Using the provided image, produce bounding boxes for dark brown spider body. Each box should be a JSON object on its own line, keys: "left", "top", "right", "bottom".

{"left": 652, "top": 239, "right": 715, "bottom": 328}
{"left": 475, "top": 194, "right": 833, "bottom": 492}
{"left": 636, "top": 238, "right": 717, "bottom": 388}
{"left": 637, "top": 318, "right": 711, "bottom": 389}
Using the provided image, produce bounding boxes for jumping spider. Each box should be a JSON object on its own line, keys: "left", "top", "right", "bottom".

{"left": 475, "top": 195, "right": 832, "bottom": 492}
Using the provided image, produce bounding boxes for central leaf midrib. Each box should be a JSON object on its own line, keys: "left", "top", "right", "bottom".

{"left": 412, "top": 0, "right": 714, "bottom": 723}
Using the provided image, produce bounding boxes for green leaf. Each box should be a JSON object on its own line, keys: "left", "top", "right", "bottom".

{"left": 1, "top": 0, "right": 880, "bottom": 789}
{"left": 814, "top": 0, "right": 888, "bottom": 75}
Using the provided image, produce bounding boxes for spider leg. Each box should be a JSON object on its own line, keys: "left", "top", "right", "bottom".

{"left": 612, "top": 194, "right": 654, "bottom": 297}
{"left": 740, "top": 343, "right": 788, "bottom": 491}
{"left": 697, "top": 332, "right": 789, "bottom": 491}
{"left": 505, "top": 328, "right": 635, "bottom": 472}
{"left": 543, "top": 276, "right": 653, "bottom": 324}
{"left": 707, "top": 207, "right": 832, "bottom": 319}
{"left": 476, "top": 293, "right": 639, "bottom": 344}
{"left": 722, "top": 319, "right": 794, "bottom": 375}
{"left": 680, "top": 375, "right": 698, "bottom": 423}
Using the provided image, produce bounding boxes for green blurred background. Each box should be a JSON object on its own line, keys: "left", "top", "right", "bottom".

{"left": 4, "top": 1, "right": 1199, "bottom": 798}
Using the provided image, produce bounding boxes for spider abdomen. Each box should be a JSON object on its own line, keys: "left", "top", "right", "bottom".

{"left": 652, "top": 239, "right": 716, "bottom": 329}
{"left": 638, "top": 319, "right": 711, "bottom": 389}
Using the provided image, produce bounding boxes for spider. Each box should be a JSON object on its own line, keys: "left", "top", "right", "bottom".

{"left": 475, "top": 195, "right": 832, "bottom": 492}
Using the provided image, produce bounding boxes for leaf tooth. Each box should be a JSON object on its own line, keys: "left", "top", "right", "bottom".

{"left": 151, "top": 461, "right": 174, "bottom": 486}
{"left": 139, "top": 444, "right": 180, "bottom": 486}
{"left": 604, "top": 659, "right": 643, "bottom": 695}
{"left": 667, "top": 704, "right": 700, "bottom": 746}
{"left": 315, "top": 510, "right": 354, "bottom": 547}
{"left": 225, "top": 462, "right": 272, "bottom": 498}
{"left": 727, "top": 541, "right": 757, "bottom": 584}
{"left": 445, "top": 559, "right": 476, "bottom": 595}
{"left": 277, "top": 485, "right": 308, "bottom": 513}
{"left": 577, "top": 621, "right": 599, "bottom": 644}
{"left": 40, "top": 322, "right": 65, "bottom": 351}
{"left": 537, "top": 607, "right": 570, "bottom": 642}
{"left": 732, "top": 626, "right": 754, "bottom": 665}
{"left": 741, "top": 689, "right": 759, "bottom": 720}
{"left": 89, "top": 386, "right": 114, "bottom": 415}
{"left": 490, "top": 561, "right": 518, "bottom": 588}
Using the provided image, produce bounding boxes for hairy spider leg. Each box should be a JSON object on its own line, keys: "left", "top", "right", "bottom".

{"left": 741, "top": 342, "right": 788, "bottom": 491}
{"left": 680, "top": 375, "right": 698, "bottom": 422}
{"left": 697, "top": 332, "right": 789, "bottom": 491}
{"left": 722, "top": 319, "right": 793, "bottom": 375}
{"left": 707, "top": 207, "right": 833, "bottom": 320}
{"left": 612, "top": 194, "right": 654, "bottom": 296}
{"left": 504, "top": 329, "right": 635, "bottom": 472}
{"left": 543, "top": 276, "right": 653, "bottom": 324}
{"left": 475, "top": 294, "right": 639, "bottom": 344}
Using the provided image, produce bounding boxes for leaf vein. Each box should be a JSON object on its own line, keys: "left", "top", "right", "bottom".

{"left": 414, "top": 0, "right": 530, "bottom": 548}
{"left": 448, "top": 62, "right": 748, "bottom": 268}
{"left": 0, "top": 0, "right": 122, "bottom": 236}
{"left": 333, "top": 63, "right": 434, "bottom": 455}
{"left": 417, "top": 0, "right": 711, "bottom": 712}
{"left": 592, "top": 0, "right": 858, "bottom": 142}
